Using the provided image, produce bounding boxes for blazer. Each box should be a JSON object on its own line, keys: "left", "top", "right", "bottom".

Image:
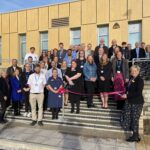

{"left": 130, "top": 48, "right": 146, "bottom": 60}
{"left": 0, "top": 77, "right": 10, "bottom": 99}
{"left": 94, "top": 45, "right": 108, "bottom": 57}
{"left": 58, "top": 49, "right": 67, "bottom": 64}
{"left": 108, "top": 45, "right": 122, "bottom": 58}
{"left": 112, "top": 58, "right": 129, "bottom": 80}
{"left": 127, "top": 75, "right": 144, "bottom": 104}
{"left": 7, "top": 66, "right": 22, "bottom": 78}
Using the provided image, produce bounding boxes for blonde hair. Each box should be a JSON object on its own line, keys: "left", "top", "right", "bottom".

{"left": 0, "top": 69, "right": 7, "bottom": 77}
{"left": 130, "top": 65, "right": 140, "bottom": 72}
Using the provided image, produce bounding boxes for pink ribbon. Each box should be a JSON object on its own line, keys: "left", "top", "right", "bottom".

{"left": 58, "top": 87, "right": 125, "bottom": 96}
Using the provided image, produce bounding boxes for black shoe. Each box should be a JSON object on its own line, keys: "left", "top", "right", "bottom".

{"left": 87, "top": 105, "right": 91, "bottom": 108}
{"left": 126, "top": 136, "right": 141, "bottom": 142}
{"left": 38, "top": 121, "right": 44, "bottom": 126}
{"left": 70, "top": 110, "right": 74, "bottom": 113}
{"left": 91, "top": 104, "right": 95, "bottom": 108}
{"left": 76, "top": 111, "right": 80, "bottom": 114}
{"left": 30, "top": 121, "right": 37, "bottom": 126}
{"left": 0, "top": 119, "right": 8, "bottom": 124}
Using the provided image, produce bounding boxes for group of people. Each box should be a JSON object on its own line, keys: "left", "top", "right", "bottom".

{"left": 0, "top": 39, "right": 147, "bottom": 142}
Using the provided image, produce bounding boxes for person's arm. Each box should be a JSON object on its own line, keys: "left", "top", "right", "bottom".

{"left": 83, "top": 64, "right": 90, "bottom": 80}
{"left": 69, "top": 73, "right": 81, "bottom": 81}
{"left": 47, "top": 85, "right": 58, "bottom": 93}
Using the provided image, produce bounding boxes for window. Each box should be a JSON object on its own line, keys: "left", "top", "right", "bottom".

{"left": 70, "top": 28, "right": 81, "bottom": 45}
{"left": 128, "top": 22, "right": 142, "bottom": 48}
{"left": 0, "top": 37, "right": 2, "bottom": 64}
{"left": 40, "top": 32, "right": 48, "bottom": 51}
{"left": 97, "top": 25, "right": 109, "bottom": 47}
{"left": 19, "top": 34, "right": 26, "bottom": 64}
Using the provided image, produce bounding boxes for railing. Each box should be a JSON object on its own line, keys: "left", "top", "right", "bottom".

{"left": 131, "top": 58, "right": 150, "bottom": 80}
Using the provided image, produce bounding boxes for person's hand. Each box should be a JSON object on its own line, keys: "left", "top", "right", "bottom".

{"left": 17, "top": 90, "right": 22, "bottom": 93}
{"left": 125, "top": 79, "right": 129, "bottom": 83}
{"left": 90, "top": 78, "right": 96, "bottom": 82}
{"left": 121, "top": 94, "right": 127, "bottom": 99}
{"left": 54, "top": 90, "right": 58, "bottom": 94}
{"left": 111, "top": 77, "right": 114, "bottom": 82}
{"left": 4, "top": 96, "right": 7, "bottom": 101}
{"left": 100, "top": 76, "right": 105, "bottom": 81}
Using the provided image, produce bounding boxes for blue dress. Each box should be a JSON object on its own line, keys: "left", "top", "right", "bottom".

{"left": 10, "top": 76, "right": 23, "bottom": 102}
{"left": 47, "top": 77, "right": 63, "bottom": 108}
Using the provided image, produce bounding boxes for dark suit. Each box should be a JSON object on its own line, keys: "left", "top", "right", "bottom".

{"left": 57, "top": 49, "right": 67, "bottom": 64}
{"left": 130, "top": 48, "right": 146, "bottom": 60}
{"left": 121, "top": 76, "right": 144, "bottom": 137}
{"left": 94, "top": 45, "right": 108, "bottom": 57}
{"left": 0, "top": 77, "right": 10, "bottom": 121}
{"left": 108, "top": 45, "right": 122, "bottom": 58}
{"left": 7, "top": 66, "right": 22, "bottom": 78}
{"left": 122, "top": 47, "right": 130, "bottom": 60}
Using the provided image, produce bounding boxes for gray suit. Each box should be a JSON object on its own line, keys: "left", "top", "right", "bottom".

{"left": 112, "top": 58, "right": 129, "bottom": 80}
{"left": 57, "top": 49, "right": 67, "bottom": 64}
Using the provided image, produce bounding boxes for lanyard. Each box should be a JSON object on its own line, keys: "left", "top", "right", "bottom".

{"left": 34, "top": 74, "right": 40, "bottom": 84}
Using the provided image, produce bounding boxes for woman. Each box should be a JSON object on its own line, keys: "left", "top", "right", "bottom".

{"left": 97, "top": 53, "right": 112, "bottom": 108}
{"left": 61, "top": 60, "right": 68, "bottom": 106}
{"left": 22, "top": 63, "right": 33, "bottom": 117}
{"left": 10, "top": 68, "right": 24, "bottom": 116}
{"left": 112, "top": 50, "right": 129, "bottom": 110}
{"left": 39, "top": 51, "right": 48, "bottom": 61}
{"left": 0, "top": 70, "right": 10, "bottom": 123}
{"left": 47, "top": 68, "right": 63, "bottom": 119}
{"left": 65, "top": 60, "right": 82, "bottom": 114}
{"left": 83, "top": 55, "right": 97, "bottom": 108}
{"left": 43, "top": 56, "right": 51, "bottom": 70}
{"left": 76, "top": 50, "right": 86, "bottom": 72}
{"left": 51, "top": 48, "right": 58, "bottom": 61}
{"left": 121, "top": 65, "right": 144, "bottom": 142}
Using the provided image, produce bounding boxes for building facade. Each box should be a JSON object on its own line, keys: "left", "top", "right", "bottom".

{"left": 0, "top": 0, "right": 150, "bottom": 67}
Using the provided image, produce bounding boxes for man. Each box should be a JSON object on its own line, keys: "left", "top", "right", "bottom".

{"left": 121, "top": 42, "right": 130, "bottom": 60}
{"left": 94, "top": 38, "right": 108, "bottom": 57}
{"left": 64, "top": 49, "right": 76, "bottom": 68}
{"left": 108, "top": 39, "right": 121, "bottom": 58}
{"left": 27, "top": 64, "right": 46, "bottom": 126}
{"left": 130, "top": 42, "right": 146, "bottom": 60}
{"left": 24, "top": 47, "right": 39, "bottom": 64}
{"left": 141, "top": 42, "right": 146, "bottom": 50}
{"left": 46, "top": 61, "right": 62, "bottom": 81}
{"left": 85, "top": 43, "right": 94, "bottom": 58}
{"left": 53, "top": 56, "right": 61, "bottom": 69}
{"left": 27, "top": 56, "right": 35, "bottom": 72}
{"left": 57, "top": 42, "right": 67, "bottom": 65}
{"left": 7, "top": 59, "right": 22, "bottom": 78}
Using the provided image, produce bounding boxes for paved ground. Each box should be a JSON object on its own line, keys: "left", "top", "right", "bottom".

{"left": 0, "top": 123, "right": 149, "bottom": 150}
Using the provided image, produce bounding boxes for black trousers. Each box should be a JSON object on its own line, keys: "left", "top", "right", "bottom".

{"left": 121, "top": 101, "right": 143, "bottom": 135}
{"left": 13, "top": 101, "right": 21, "bottom": 115}
{"left": 71, "top": 99, "right": 80, "bottom": 112}
{"left": 24, "top": 92, "right": 31, "bottom": 112}
{"left": 0, "top": 97, "right": 7, "bottom": 121}
{"left": 85, "top": 81, "right": 95, "bottom": 106}
{"left": 51, "top": 108, "right": 59, "bottom": 119}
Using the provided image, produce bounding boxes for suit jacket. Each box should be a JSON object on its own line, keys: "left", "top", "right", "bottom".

{"left": 0, "top": 77, "right": 10, "bottom": 99}
{"left": 94, "top": 45, "right": 108, "bottom": 57}
{"left": 130, "top": 48, "right": 146, "bottom": 60}
{"left": 108, "top": 45, "right": 122, "bottom": 58}
{"left": 122, "top": 47, "right": 130, "bottom": 60}
{"left": 127, "top": 76, "right": 144, "bottom": 104}
{"left": 7, "top": 66, "right": 22, "bottom": 78}
{"left": 58, "top": 49, "right": 67, "bottom": 64}
{"left": 112, "top": 58, "right": 129, "bottom": 80}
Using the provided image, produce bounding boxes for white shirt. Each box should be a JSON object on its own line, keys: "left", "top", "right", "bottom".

{"left": 27, "top": 73, "right": 46, "bottom": 94}
{"left": 40, "top": 68, "right": 47, "bottom": 77}
{"left": 46, "top": 68, "right": 62, "bottom": 81}
{"left": 24, "top": 53, "right": 39, "bottom": 64}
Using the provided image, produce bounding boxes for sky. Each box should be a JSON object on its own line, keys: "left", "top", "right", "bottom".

{"left": 0, "top": 0, "right": 72, "bottom": 13}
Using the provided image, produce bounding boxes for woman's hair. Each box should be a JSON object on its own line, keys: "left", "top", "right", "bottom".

{"left": 100, "top": 53, "right": 109, "bottom": 65}
{"left": 0, "top": 69, "right": 6, "bottom": 77}
{"left": 130, "top": 65, "right": 141, "bottom": 72}
{"left": 61, "top": 60, "right": 67, "bottom": 68}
